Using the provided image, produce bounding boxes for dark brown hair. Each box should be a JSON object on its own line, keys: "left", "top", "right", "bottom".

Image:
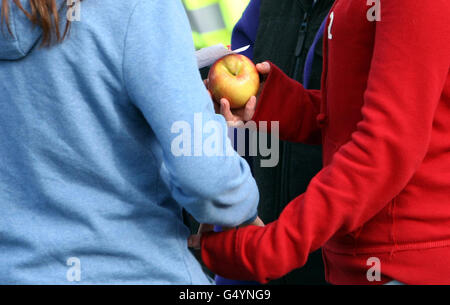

{"left": 1, "top": 0, "right": 78, "bottom": 46}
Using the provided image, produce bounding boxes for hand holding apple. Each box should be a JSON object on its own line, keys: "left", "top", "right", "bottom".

{"left": 214, "top": 62, "right": 270, "bottom": 126}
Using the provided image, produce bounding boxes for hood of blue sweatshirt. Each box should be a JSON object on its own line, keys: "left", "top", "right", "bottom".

{"left": 0, "top": 0, "right": 65, "bottom": 60}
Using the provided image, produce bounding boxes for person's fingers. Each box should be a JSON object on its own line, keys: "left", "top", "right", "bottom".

{"left": 188, "top": 234, "right": 201, "bottom": 249}
{"left": 220, "top": 98, "right": 235, "bottom": 123}
{"left": 243, "top": 96, "right": 257, "bottom": 122}
{"left": 256, "top": 62, "right": 270, "bottom": 75}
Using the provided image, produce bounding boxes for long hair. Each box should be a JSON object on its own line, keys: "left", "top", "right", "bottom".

{"left": 1, "top": 0, "right": 77, "bottom": 46}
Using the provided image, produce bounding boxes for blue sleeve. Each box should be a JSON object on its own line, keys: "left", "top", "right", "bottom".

{"left": 231, "top": 0, "right": 261, "bottom": 60}
{"left": 122, "top": 0, "right": 259, "bottom": 227}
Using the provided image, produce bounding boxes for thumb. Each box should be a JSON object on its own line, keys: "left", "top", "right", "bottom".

{"left": 256, "top": 62, "right": 270, "bottom": 75}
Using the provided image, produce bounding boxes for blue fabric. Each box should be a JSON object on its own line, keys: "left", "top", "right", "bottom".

{"left": 0, "top": 0, "right": 259, "bottom": 284}
{"left": 302, "top": 16, "right": 328, "bottom": 89}
{"left": 231, "top": 0, "right": 261, "bottom": 60}
{"left": 215, "top": 275, "right": 260, "bottom": 285}
{"left": 385, "top": 280, "right": 406, "bottom": 285}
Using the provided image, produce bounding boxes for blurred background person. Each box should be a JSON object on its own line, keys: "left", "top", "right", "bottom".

{"left": 183, "top": 0, "right": 250, "bottom": 50}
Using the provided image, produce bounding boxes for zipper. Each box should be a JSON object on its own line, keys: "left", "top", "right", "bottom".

{"left": 292, "top": 11, "right": 311, "bottom": 80}
{"left": 281, "top": 2, "right": 321, "bottom": 208}
{"left": 280, "top": 8, "right": 312, "bottom": 210}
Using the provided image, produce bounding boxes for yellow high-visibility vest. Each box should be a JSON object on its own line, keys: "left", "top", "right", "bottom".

{"left": 183, "top": 0, "right": 250, "bottom": 49}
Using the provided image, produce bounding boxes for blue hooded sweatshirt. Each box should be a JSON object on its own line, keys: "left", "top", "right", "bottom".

{"left": 0, "top": 0, "right": 258, "bottom": 284}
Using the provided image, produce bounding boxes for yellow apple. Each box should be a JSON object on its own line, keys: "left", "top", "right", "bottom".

{"left": 208, "top": 54, "right": 260, "bottom": 109}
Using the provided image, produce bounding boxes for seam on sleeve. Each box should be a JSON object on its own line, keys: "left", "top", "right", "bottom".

{"left": 121, "top": 0, "right": 143, "bottom": 103}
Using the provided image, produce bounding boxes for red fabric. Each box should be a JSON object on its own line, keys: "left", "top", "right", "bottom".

{"left": 201, "top": 0, "right": 450, "bottom": 285}
{"left": 250, "top": 64, "right": 322, "bottom": 145}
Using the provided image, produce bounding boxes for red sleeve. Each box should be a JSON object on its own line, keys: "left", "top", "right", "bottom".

{"left": 201, "top": 0, "right": 450, "bottom": 283}
{"left": 252, "top": 63, "right": 322, "bottom": 145}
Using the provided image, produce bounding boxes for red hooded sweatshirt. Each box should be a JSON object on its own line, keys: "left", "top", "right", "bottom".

{"left": 201, "top": 0, "right": 450, "bottom": 285}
